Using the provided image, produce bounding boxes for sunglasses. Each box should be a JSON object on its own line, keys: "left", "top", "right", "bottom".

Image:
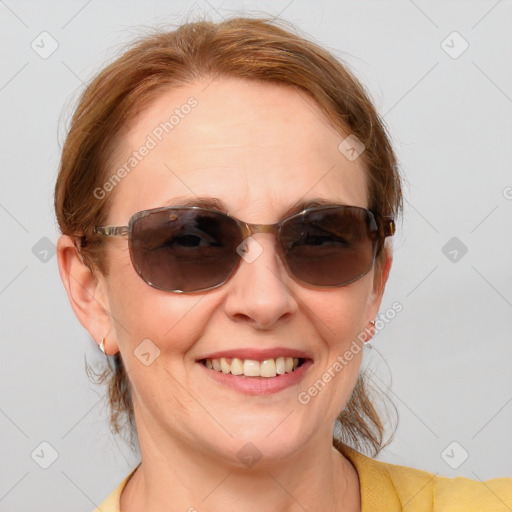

{"left": 92, "top": 204, "right": 395, "bottom": 293}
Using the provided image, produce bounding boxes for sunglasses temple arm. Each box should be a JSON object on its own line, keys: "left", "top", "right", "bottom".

{"left": 93, "top": 226, "right": 130, "bottom": 237}
{"left": 381, "top": 218, "right": 395, "bottom": 238}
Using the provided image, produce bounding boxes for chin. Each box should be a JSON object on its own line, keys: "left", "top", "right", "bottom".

{"left": 209, "top": 425, "right": 313, "bottom": 470}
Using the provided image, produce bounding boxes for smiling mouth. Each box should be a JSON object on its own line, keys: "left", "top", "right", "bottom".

{"left": 200, "top": 356, "right": 307, "bottom": 378}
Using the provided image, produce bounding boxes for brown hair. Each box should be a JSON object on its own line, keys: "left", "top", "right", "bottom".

{"left": 55, "top": 16, "right": 402, "bottom": 457}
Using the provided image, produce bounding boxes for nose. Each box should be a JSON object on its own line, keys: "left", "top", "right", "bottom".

{"left": 223, "top": 233, "right": 298, "bottom": 329}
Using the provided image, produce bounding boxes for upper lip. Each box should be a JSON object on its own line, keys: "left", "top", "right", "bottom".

{"left": 197, "top": 348, "right": 312, "bottom": 361}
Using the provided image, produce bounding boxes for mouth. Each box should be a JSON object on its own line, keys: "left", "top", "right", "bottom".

{"left": 199, "top": 356, "right": 308, "bottom": 378}
{"left": 196, "top": 353, "right": 313, "bottom": 395}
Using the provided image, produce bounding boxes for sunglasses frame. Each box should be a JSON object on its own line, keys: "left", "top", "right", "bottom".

{"left": 92, "top": 204, "right": 395, "bottom": 293}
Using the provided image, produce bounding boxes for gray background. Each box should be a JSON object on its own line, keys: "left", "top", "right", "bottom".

{"left": 1, "top": 0, "right": 511, "bottom": 510}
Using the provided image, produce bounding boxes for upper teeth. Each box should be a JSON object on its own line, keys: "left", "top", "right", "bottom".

{"left": 204, "top": 357, "right": 300, "bottom": 378}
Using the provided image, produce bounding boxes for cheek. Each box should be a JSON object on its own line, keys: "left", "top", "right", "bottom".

{"left": 105, "top": 257, "right": 212, "bottom": 361}
{"left": 297, "top": 281, "right": 372, "bottom": 416}
{"left": 308, "top": 278, "right": 373, "bottom": 348}
{"left": 105, "top": 274, "right": 217, "bottom": 426}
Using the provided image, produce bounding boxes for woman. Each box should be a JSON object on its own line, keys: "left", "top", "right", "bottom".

{"left": 55, "top": 16, "right": 512, "bottom": 511}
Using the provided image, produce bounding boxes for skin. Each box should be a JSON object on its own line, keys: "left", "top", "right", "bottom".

{"left": 58, "top": 77, "right": 392, "bottom": 512}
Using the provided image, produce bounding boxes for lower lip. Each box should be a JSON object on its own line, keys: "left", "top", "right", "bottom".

{"left": 198, "top": 360, "right": 313, "bottom": 396}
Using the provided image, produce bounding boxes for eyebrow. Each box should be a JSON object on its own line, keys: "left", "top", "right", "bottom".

{"left": 163, "top": 196, "right": 346, "bottom": 219}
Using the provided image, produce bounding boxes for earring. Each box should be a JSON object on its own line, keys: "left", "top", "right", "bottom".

{"left": 99, "top": 337, "right": 106, "bottom": 354}
{"left": 362, "top": 320, "right": 377, "bottom": 346}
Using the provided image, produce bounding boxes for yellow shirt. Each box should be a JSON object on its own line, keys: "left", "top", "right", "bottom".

{"left": 94, "top": 444, "right": 512, "bottom": 511}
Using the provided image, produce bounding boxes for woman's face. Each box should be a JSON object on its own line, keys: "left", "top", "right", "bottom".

{"left": 94, "top": 77, "right": 389, "bottom": 464}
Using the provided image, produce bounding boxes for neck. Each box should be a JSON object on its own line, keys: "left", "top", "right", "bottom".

{"left": 121, "top": 419, "right": 360, "bottom": 512}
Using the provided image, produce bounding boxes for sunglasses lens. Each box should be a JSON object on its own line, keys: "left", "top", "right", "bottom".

{"left": 280, "top": 207, "right": 378, "bottom": 286}
{"left": 127, "top": 205, "right": 381, "bottom": 292}
{"left": 130, "top": 209, "right": 242, "bottom": 292}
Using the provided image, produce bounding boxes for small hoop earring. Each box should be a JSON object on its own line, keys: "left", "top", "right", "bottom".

{"left": 99, "top": 337, "right": 106, "bottom": 354}
{"left": 362, "top": 320, "right": 377, "bottom": 346}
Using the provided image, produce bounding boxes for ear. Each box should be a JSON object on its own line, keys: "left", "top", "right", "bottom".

{"left": 56, "top": 235, "right": 117, "bottom": 355}
{"left": 372, "top": 246, "right": 393, "bottom": 300}
{"left": 364, "top": 246, "right": 393, "bottom": 338}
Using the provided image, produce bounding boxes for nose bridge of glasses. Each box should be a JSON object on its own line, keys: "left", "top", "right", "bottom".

{"left": 237, "top": 221, "right": 288, "bottom": 280}
{"left": 241, "top": 221, "right": 279, "bottom": 239}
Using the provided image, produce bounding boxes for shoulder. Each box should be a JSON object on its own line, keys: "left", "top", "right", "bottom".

{"left": 92, "top": 464, "right": 139, "bottom": 512}
{"left": 337, "top": 443, "right": 512, "bottom": 512}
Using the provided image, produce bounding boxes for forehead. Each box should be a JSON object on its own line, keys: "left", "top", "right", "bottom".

{"left": 106, "top": 77, "right": 368, "bottom": 223}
